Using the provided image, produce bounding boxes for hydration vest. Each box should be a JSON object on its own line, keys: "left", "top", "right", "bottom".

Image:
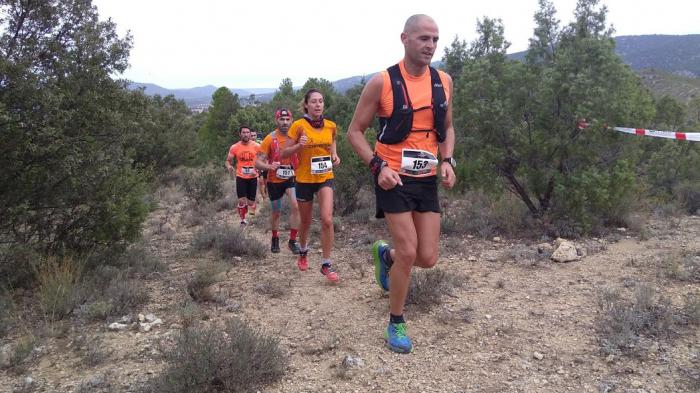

{"left": 269, "top": 131, "right": 298, "bottom": 170}
{"left": 377, "top": 64, "right": 448, "bottom": 145}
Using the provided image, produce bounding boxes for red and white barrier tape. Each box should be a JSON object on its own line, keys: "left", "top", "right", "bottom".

{"left": 613, "top": 127, "right": 700, "bottom": 142}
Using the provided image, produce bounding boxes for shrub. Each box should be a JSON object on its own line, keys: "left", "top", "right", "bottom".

{"left": 182, "top": 166, "right": 224, "bottom": 203}
{"left": 664, "top": 251, "right": 700, "bottom": 282}
{"left": 682, "top": 292, "right": 700, "bottom": 325}
{"left": 675, "top": 180, "right": 700, "bottom": 214}
{"left": 406, "top": 269, "right": 466, "bottom": 310}
{"left": 596, "top": 285, "right": 677, "bottom": 356}
{"left": 191, "top": 223, "right": 266, "bottom": 259}
{"left": 0, "top": 245, "right": 42, "bottom": 289}
{"left": 187, "top": 263, "right": 226, "bottom": 302}
{"left": 254, "top": 279, "right": 288, "bottom": 299}
{"left": 104, "top": 276, "right": 150, "bottom": 315}
{"left": 147, "top": 318, "right": 286, "bottom": 393}
{"left": 37, "top": 257, "right": 82, "bottom": 321}
{"left": 0, "top": 288, "right": 13, "bottom": 337}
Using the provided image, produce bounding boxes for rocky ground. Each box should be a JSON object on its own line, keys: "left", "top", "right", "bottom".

{"left": 1, "top": 182, "right": 698, "bottom": 393}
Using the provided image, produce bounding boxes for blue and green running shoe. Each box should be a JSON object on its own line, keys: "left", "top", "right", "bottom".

{"left": 384, "top": 322, "right": 413, "bottom": 353}
{"left": 372, "top": 240, "right": 391, "bottom": 291}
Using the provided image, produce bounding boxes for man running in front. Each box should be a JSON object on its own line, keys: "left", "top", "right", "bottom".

{"left": 225, "top": 126, "right": 260, "bottom": 226}
{"left": 347, "top": 14, "right": 457, "bottom": 353}
{"left": 255, "top": 108, "right": 301, "bottom": 254}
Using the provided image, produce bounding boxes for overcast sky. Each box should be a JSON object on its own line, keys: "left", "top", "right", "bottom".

{"left": 92, "top": 0, "right": 698, "bottom": 89}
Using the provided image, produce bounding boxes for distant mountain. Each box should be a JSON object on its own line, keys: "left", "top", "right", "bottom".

{"left": 131, "top": 34, "right": 700, "bottom": 108}
{"left": 128, "top": 83, "right": 277, "bottom": 106}
{"left": 507, "top": 34, "right": 700, "bottom": 79}
{"left": 636, "top": 68, "right": 700, "bottom": 102}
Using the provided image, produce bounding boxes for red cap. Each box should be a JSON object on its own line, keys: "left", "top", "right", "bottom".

{"left": 275, "top": 108, "right": 292, "bottom": 119}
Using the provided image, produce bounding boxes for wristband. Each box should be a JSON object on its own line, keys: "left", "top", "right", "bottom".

{"left": 369, "top": 155, "right": 386, "bottom": 176}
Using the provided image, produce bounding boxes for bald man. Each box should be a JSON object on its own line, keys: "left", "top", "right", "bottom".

{"left": 347, "top": 14, "right": 456, "bottom": 353}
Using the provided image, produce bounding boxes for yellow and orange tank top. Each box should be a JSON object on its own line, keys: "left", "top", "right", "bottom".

{"left": 227, "top": 141, "right": 259, "bottom": 179}
{"left": 375, "top": 60, "right": 451, "bottom": 177}
{"left": 287, "top": 118, "right": 336, "bottom": 184}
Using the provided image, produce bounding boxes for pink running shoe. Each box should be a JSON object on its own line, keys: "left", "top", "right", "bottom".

{"left": 297, "top": 250, "right": 308, "bottom": 271}
{"left": 321, "top": 263, "right": 339, "bottom": 282}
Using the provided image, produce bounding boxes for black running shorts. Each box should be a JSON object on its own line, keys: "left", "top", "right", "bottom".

{"left": 295, "top": 179, "right": 334, "bottom": 202}
{"left": 235, "top": 176, "right": 257, "bottom": 200}
{"left": 267, "top": 179, "right": 296, "bottom": 201}
{"left": 374, "top": 175, "right": 440, "bottom": 218}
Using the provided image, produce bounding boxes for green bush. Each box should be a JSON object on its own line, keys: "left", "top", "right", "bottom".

{"left": 550, "top": 161, "right": 639, "bottom": 236}
{"left": 0, "top": 245, "right": 42, "bottom": 289}
{"left": 147, "top": 318, "right": 286, "bottom": 393}
{"left": 182, "top": 166, "right": 225, "bottom": 203}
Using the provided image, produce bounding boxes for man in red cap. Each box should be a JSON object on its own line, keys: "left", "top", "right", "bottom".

{"left": 255, "top": 108, "right": 301, "bottom": 254}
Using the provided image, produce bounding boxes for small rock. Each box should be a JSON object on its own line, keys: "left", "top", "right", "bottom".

{"left": 108, "top": 322, "right": 129, "bottom": 331}
{"left": 138, "top": 313, "right": 146, "bottom": 322}
{"left": 617, "top": 227, "right": 627, "bottom": 232}
{"left": 551, "top": 241, "right": 579, "bottom": 263}
{"left": 468, "top": 256, "right": 477, "bottom": 262}
{"left": 631, "top": 380, "right": 643, "bottom": 388}
{"left": 24, "top": 377, "right": 36, "bottom": 389}
{"left": 576, "top": 247, "right": 587, "bottom": 257}
{"left": 493, "top": 237, "right": 501, "bottom": 242}
{"left": 342, "top": 355, "right": 365, "bottom": 368}
{"left": 145, "top": 313, "right": 157, "bottom": 323}
{"left": 605, "top": 354, "right": 615, "bottom": 363}
{"left": 537, "top": 243, "right": 554, "bottom": 254}
{"left": 88, "top": 375, "right": 105, "bottom": 387}
{"left": 555, "top": 237, "right": 567, "bottom": 246}
{"left": 120, "top": 315, "right": 133, "bottom": 323}
{"left": 533, "top": 352, "right": 544, "bottom": 360}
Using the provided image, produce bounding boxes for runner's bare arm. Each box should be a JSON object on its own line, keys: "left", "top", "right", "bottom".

{"left": 331, "top": 139, "right": 340, "bottom": 166}
{"left": 255, "top": 151, "right": 270, "bottom": 171}
{"left": 348, "top": 74, "right": 402, "bottom": 190}
{"left": 347, "top": 74, "right": 383, "bottom": 165}
{"left": 439, "top": 74, "right": 456, "bottom": 188}
{"left": 225, "top": 151, "right": 235, "bottom": 176}
{"left": 281, "top": 128, "right": 306, "bottom": 159}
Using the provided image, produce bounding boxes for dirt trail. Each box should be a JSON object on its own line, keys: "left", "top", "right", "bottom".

{"left": 1, "top": 194, "right": 698, "bottom": 392}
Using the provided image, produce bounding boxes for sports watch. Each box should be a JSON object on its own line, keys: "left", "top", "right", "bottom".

{"left": 442, "top": 157, "right": 457, "bottom": 168}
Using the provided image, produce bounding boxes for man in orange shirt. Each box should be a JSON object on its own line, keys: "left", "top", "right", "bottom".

{"left": 347, "top": 14, "right": 456, "bottom": 353}
{"left": 225, "top": 126, "right": 260, "bottom": 226}
{"left": 255, "top": 108, "right": 301, "bottom": 254}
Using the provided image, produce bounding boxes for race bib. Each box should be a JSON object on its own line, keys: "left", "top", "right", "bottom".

{"left": 311, "top": 155, "right": 333, "bottom": 175}
{"left": 400, "top": 149, "right": 438, "bottom": 175}
{"left": 276, "top": 165, "right": 295, "bottom": 180}
{"left": 241, "top": 166, "right": 256, "bottom": 176}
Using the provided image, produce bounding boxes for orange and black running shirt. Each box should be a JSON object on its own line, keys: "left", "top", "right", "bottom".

{"left": 375, "top": 60, "right": 451, "bottom": 177}
{"left": 227, "top": 141, "right": 260, "bottom": 179}
{"left": 287, "top": 118, "right": 336, "bottom": 184}
{"left": 259, "top": 131, "right": 296, "bottom": 183}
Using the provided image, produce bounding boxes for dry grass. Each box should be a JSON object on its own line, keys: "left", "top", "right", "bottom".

{"left": 146, "top": 318, "right": 286, "bottom": 393}
{"left": 406, "top": 269, "right": 467, "bottom": 310}
{"left": 37, "top": 257, "right": 81, "bottom": 321}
